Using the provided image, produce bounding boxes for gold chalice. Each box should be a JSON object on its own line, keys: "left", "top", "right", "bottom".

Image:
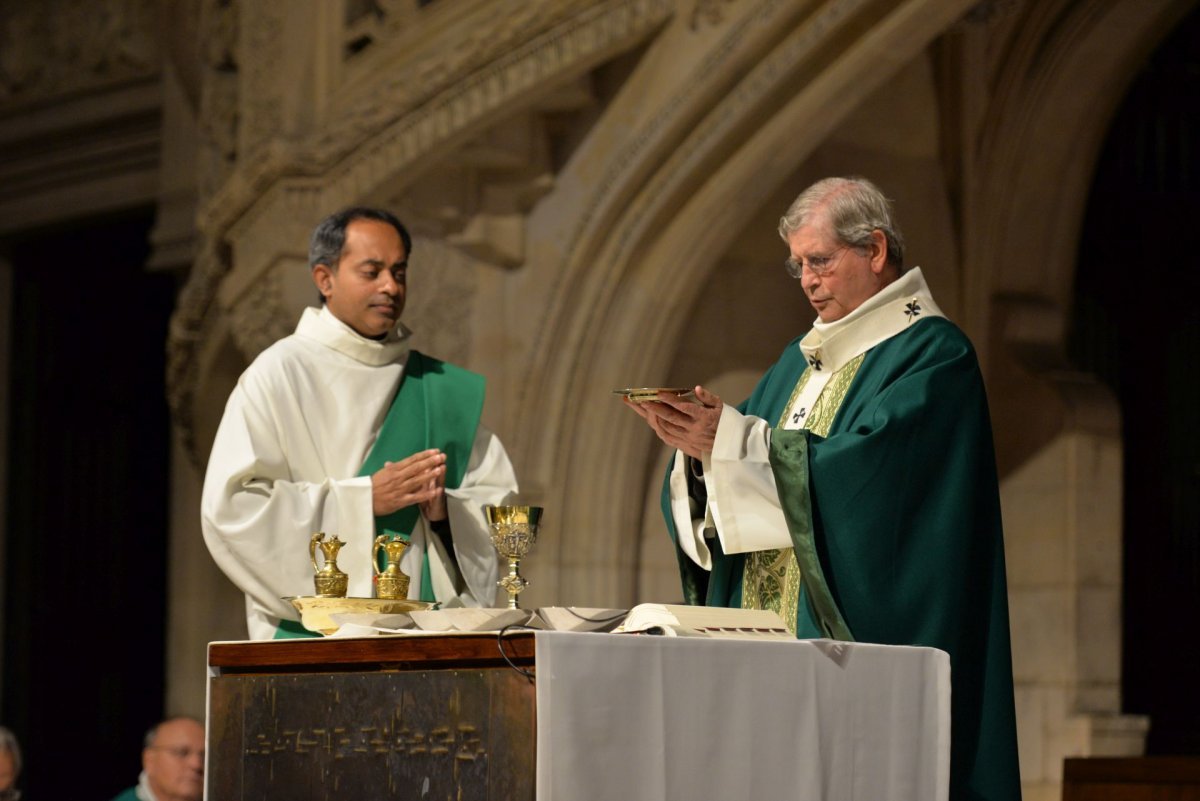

{"left": 484, "top": 505, "right": 543, "bottom": 609}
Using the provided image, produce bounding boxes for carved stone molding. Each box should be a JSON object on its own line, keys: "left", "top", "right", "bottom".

{"left": 394, "top": 237, "right": 479, "bottom": 366}
{"left": 237, "top": 2, "right": 287, "bottom": 157}
{"left": 167, "top": 238, "right": 226, "bottom": 464}
{"left": 225, "top": 265, "right": 289, "bottom": 362}
{"left": 196, "top": 0, "right": 672, "bottom": 235}
{"left": 525, "top": 0, "right": 886, "bottom": 435}
{"left": 0, "top": 0, "right": 158, "bottom": 109}
{"left": 197, "top": 0, "right": 240, "bottom": 201}
{"left": 170, "top": 0, "right": 671, "bottom": 463}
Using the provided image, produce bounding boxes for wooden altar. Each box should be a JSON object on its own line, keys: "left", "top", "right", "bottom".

{"left": 206, "top": 633, "right": 536, "bottom": 801}
{"left": 208, "top": 631, "right": 952, "bottom": 801}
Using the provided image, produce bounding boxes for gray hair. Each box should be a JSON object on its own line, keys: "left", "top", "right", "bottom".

{"left": 778, "top": 176, "right": 905, "bottom": 272}
{"left": 143, "top": 716, "right": 203, "bottom": 749}
{"left": 0, "top": 726, "right": 21, "bottom": 778}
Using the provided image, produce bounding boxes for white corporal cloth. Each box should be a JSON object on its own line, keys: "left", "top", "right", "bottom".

{"left": 534, "top": 631, "right": 950, "bottom": 801}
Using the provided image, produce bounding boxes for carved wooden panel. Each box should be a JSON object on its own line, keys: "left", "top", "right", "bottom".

{"left": 208, "top": 635, "right": 536, "bottom": 800}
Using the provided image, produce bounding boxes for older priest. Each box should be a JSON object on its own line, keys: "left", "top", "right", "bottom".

{"left": 626, "top": 177, "right": 1020, "bottom": 801}
{"left": 202, "top": 207, "right": 518, "bottom": 640}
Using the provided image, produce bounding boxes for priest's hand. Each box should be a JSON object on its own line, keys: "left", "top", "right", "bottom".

{"left": 623, "top": 385, "right": 722, "bottom": 460}
{"left": 419, "top": 471, "right": 448, "bottom": 523}
{"left": 371, "top": 449, "right": 447, "bottom": 517}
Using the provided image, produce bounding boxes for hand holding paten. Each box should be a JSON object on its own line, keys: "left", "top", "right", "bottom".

{"left": 625, "top": 384, "right": 722, "bottom": 460}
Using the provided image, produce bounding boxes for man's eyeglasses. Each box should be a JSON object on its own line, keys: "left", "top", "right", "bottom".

{"left": 784, "top": 247, "right": 848, "bottom": 279}
{"left": 150, "top": 745, "right": 205, "bottom": 761}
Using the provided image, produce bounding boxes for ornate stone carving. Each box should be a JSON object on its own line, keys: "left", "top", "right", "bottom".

{"left": 166, "top": 238, "right": 226, "bottom": 464}
{"left": 238, "top": 2, "right": 287, "bottom": 157}
{"left": 0, "top": 0, "right": 158, "bottom": 107}
{"left": 170, "top": 0, "right": 672, "bottom": 464}
{"left": 197, "top": 0, "right": 240, "bottom": 200}
{"left": 343, "top": 0, "right": 428, "bottom": 60}
{"left": 197, "top": 0, "right": 671, "bottom": 234}
{"left": 561, "top": 0, "right": 865, "bottom": 277}
{"left": 398, "top": 237, "right": 478, "bottom": 365}
{"left": 226, "top": 265, "right": 291, "bottom": 362}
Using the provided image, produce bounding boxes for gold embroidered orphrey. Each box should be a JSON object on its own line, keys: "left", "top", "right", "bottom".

{"left": 741, "top": 352, "right": 865, "bottom": 634}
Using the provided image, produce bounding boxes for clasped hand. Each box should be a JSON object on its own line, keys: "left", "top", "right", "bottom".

{"left": 623, "top": 385, "right": 722, "bottom": 460}
{"left": 371, "top": 448, "right": 447, "bottom": 521}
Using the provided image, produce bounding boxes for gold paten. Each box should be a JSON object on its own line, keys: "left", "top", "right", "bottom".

{"left": 309, "top": 532, "right": 348, "bottom": 598}
{"left": 613, "top": 387, "right": 696, "bottom": 403}
{"left": 484, "top": 505, "right": 543, "bottom": 609}
{"left": 372, "top": 535, "right": 411, "bottom": 600}
{"left": 284, "top": 596, "right": 435, "bottom": 635}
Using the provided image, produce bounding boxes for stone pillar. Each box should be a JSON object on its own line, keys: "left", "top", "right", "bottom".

{"left": 998, "top": 303, "right": 1148, "bottom": 801}
{"left": 0, "top": 254, "right": 10, "bottom": 701}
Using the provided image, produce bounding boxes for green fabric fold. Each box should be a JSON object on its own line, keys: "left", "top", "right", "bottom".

{"left": 359, "top": 350, "right": 484, "bottom": 603}
{"left": 767, "top": 429, "right": 853, "bottom": 641}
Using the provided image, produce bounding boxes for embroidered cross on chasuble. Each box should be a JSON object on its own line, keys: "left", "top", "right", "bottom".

{"left": 740, "top": 354, "right": 864, "bottom": 634}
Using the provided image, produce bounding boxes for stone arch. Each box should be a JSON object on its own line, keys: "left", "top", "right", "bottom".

{"left": 521, "top": 0, "right": 979, "bottom": 604}
{"left": 972, "top": 0, "right": 1194, "bottom": 363}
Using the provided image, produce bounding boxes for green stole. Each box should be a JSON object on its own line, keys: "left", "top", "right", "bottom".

{"left": 744, "top": 356, "right": 862, "bottom": 640}
{"left": 660, "top": 340, "right": 855, "bottom": 642}
{"left": 276, "top": 351, "right": 485, "bottom": 638}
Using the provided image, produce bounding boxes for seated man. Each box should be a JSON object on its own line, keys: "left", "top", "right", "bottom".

{"left": 626, "top": 176, "right": 1020, "bottom": 801}
{"left": 202, "top": 207, "right": 518, "bottom": 639}
{"left": 0, "top": 726, "right": 21, "bottom": 801}
{"left": 109, "top": 717, "right": 204, "bottom": 801}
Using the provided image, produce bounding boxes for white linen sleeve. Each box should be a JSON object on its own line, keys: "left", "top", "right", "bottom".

{"left": 668, "top": 451, "right": 714, "bottom": 570}
{"left": 702, "top": 404, "right": 794, "bottom": 553}
{"left": 199, "top": 385, "right": 378, "bottom": 629}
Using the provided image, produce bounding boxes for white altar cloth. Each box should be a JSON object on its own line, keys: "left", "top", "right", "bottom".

{"left": 534, "top": 631, "right": 950, "bottom": 801}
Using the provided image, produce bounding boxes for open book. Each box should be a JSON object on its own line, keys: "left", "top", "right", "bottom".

{"left": 323, "top": 604, "right": 792, "bottom": 639}
{"left": 616, "top": 603, "right": 793, "bottom": 640}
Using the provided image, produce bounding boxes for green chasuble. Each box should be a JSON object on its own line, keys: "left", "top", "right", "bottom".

{"left": 661, "top": 316, "right": 1021, "bottom": 801}
{"left": 276, "top": 350, "right": 483, "bottom": 638}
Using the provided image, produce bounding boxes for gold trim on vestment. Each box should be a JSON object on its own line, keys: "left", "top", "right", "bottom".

{"left": 741, "top": 353, "right": 865, "bottom": 633}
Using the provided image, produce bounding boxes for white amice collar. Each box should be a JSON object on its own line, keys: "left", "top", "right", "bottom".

{"left": 798, "top": 267, "right": 944, "bottom": 373}
{"left": 294, "top": 305, "right": 413, "bottom": 366}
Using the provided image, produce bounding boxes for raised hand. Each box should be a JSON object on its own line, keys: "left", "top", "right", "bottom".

{"left": 371, "top": 449, "right": 447, "bottom": 517}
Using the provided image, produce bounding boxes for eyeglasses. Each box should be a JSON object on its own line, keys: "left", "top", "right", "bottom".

{"left": 150, "top": 745, "right": 205, "bottom": 761}
{"left": 784, "top": 247, "right": 848, "bottom": 279}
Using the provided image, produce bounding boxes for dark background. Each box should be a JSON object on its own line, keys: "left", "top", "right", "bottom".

{"left": 2, "top": 208, "right": 175, "bottom": 798}
{"left": 1070, "top": 5, "right": 1200, "bottom": 755}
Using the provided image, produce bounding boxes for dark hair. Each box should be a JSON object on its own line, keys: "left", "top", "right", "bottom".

{"left": 308, "top": 207, "right": 412, "bottom": 270}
